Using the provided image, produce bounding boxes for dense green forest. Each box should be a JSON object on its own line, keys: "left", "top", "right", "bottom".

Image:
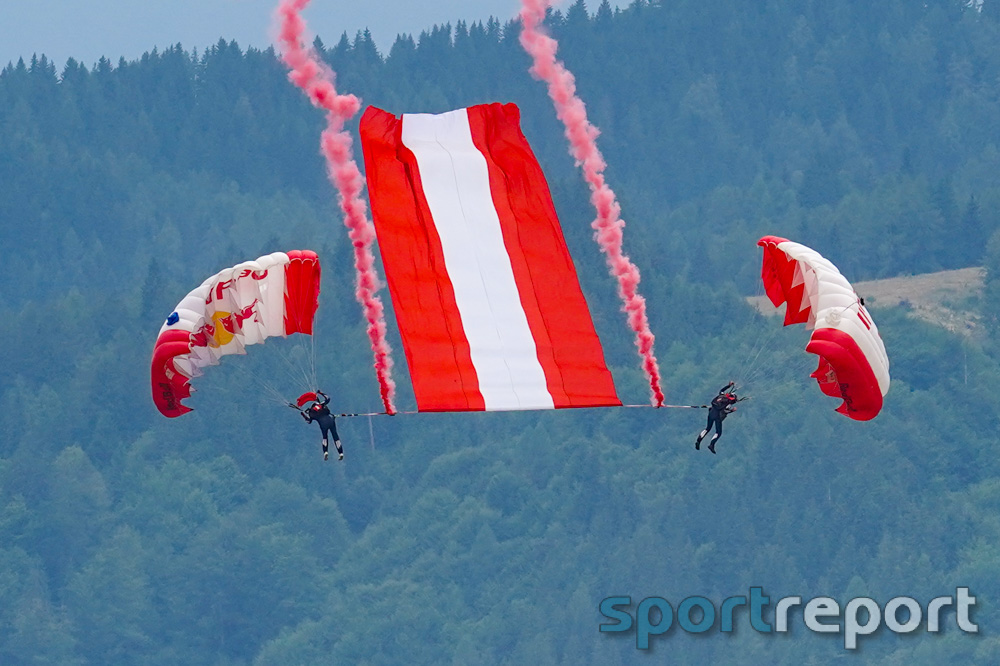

{"left": 2, "top": 0, "right": 1000, "bottom": 663}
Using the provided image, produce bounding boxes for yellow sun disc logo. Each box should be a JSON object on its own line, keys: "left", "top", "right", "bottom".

{"left": 210, "top": 311, "right": 235, "bottom": 347}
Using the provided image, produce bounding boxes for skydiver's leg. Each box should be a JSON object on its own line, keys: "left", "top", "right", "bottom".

{"left": 707, "top": 419, "right": 723, "bottom": 454}
{"left": 320, "top": 424, "right": 331, "bottom": 460}
{"left": 328, "top": 418, "right": 344, "bottom": 460}
{"left": 696, "top": 413, "right": 715, "bottom": 449}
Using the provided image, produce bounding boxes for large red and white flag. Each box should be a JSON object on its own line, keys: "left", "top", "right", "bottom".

{"left": 360, "top": 103, "right": 620, "bottom": 412}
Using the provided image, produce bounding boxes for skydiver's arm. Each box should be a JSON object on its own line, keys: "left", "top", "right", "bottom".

{"left": 301, "top": 411, "right": 312, "bottom": 423}
{"left": 316, "top": 391, "right": 330, "bottom": 405}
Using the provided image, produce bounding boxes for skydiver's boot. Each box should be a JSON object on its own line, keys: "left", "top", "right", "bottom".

{"left": 335, "top": 440, "right": 344, "bottom": 461}
{"left": 322, "top": 439, "right": 329, "bottom": 461}
{"left": 695, "top": 430, "right": 707, "bottom": 450}
{"left": 708, "top": 435, "right": 719, "bottom": 455}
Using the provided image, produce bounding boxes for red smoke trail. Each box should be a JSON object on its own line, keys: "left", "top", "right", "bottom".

{"left": 275, "top": 0, "right": 396, "bottom": 413}
{"left": 518, "top": 0, "right": 664, "bottom": 407}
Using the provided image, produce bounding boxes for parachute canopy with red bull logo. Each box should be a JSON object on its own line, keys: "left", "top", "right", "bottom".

{"left": 151, "top": 250, "right": 320, "bottom": 418}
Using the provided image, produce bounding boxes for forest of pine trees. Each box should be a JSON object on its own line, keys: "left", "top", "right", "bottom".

{"left": 2, "top": 1, "right": 1000, "bottom": 663}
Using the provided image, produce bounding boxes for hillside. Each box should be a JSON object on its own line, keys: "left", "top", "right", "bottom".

{"left": 2, "top": 1, "right": 1000, "bottom": 663}
{"left": 748, "top": 266, "right": 985, "bottom": 337}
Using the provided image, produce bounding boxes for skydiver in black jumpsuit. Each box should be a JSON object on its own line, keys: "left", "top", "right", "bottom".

{"left": 695, "top": 381, "right": 739, "bottom": 454}
{"left": 300, "top": 391, "right": 343, "bottom": 461}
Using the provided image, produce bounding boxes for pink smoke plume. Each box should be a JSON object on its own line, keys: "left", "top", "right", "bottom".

{"left": 519, "top": 0, "right": 664, "bottom": 407}
{"left": 275, "top": 0, "right": 396, "bottom": 413}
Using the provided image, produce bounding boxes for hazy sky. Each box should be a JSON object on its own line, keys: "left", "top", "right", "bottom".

{"left": 1, "top": 0, "right": 623, "bottom": 69}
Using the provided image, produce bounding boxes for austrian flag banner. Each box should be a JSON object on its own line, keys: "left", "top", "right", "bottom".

{"left": 360, "top": 103, "right": 620, "bottom": 412}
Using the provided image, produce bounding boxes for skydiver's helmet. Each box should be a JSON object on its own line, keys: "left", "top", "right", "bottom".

{"left": 727, "top": 393, "right": 738, "bottom": 403}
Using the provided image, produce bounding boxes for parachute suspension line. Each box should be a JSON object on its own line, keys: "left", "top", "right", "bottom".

{"left": 519, "top": 0, "right": 664, "bottom": 408}
{"left": 731, "top": 279, "right": 809, "bottom": 405}
{"left": 275, "top": 0, "right": 398, "bottom": 414}
{"left": 736, "top": 330, "right": 783, "bottom": 394}
{"left": 209, "top": 335, "right": 318, "bottom": 412}
{"left": 243, "top": 373, "right": 287, "bottom": 407}
{"left": 259, "top": 381, "right": 294, "bottom": 408}
{"left": 735, "top": 247, "right": 808, "bottom": 395}
{"left": 274, "top": 343, "right": 314, "bottom": 394}
{"left": 736, "top": 317, "right": 783, "bottom": 389}
{"left": 729, "top": 277, "right": 784, "bottom": 398}
{"left": 732, "top": 278, "right": 764, "bottom": 376}
{"left": 731, "top": 314, "right": 784, "bottom": 404}
{"left": 175, "top": 363, "right": 311, "bottom": 420}
{"left": 310, "top": 326, "right": 319, "bottom": 390}
{"left": 219, "top": 358, "right": 294, "bottom": 410}
{"left": 283, "top": 325, "right": 320, "bottom": 393}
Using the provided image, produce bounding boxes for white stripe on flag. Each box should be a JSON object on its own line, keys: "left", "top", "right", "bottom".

{"left": 401, "top": 109, "right": 554, "bottom": 410}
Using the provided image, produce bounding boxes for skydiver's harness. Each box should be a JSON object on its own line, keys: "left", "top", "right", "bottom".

{"left": 707, "top": 393, "right": 743, "bottom": 425}
{"left": 291, "top": 394, "right": 340, "bottom": 446}
{"left": 301, "top": 403, "right": 331, "bottom": 422}
{"left": 289, "top": 392, "right": 337, "bottom": 427}
{"left": 712, "top": 395, "right": 729, "bottom": 409}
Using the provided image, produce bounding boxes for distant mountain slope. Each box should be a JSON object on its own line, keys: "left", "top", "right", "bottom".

{"left": 748, "top": 266, "right": 984, "bottom": 337}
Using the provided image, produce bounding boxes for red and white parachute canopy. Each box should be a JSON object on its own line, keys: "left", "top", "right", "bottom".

{"left": 151, "top": 250, "right": 321, "bottom": 418}
{"left": 359, "top": 102, "right": 620, "bottom": 412}
{"left": 757, "top": 236, "right": 890, "bottom": 420}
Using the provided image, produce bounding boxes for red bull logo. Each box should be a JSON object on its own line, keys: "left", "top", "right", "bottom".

{"left": 205, "top": 268, "right": 269, "bottom": 305}
{"left": 190, "top": 300, "right": 261, "bottom": 348}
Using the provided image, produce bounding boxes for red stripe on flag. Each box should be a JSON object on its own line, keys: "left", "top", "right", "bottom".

{"left": 466, "top": 104, "right": 620, "bottom": 408}
{"left": 360, "top": 107, "right": 484, "bottom": 411}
